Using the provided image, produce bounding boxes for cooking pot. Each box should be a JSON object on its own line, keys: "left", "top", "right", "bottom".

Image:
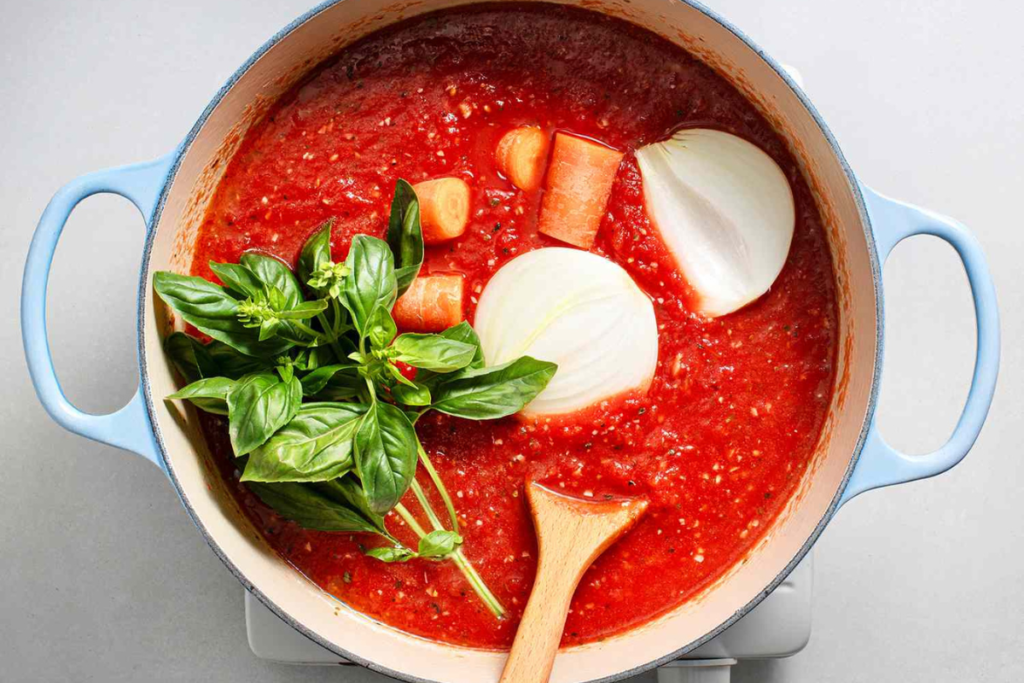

{"left": 21, "top": 1, "right": 1000, "bottom": 681}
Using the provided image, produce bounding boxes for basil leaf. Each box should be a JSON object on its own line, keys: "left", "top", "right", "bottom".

{"left": 367, "top": 306, "right": 397, "bottom": 350}
{"left": 240, "top": 252, "right": 303, "bottom": 308}
{"left": 242, "top": 403, "right": 365, "bottom": 482}
{"left": 365, "top": 546, "right": 416, "bottom": 563}
{"left": 278, "top": 299, "right": 329, "bottom": 320}
{"left": 386, "top": 179, "right": 424, "bottom": 297}
{"left": 314, "top": 370, "right": 364, "bottom": 401}
{"left": 343, "top": 235, "right": 397, "bottom": 338}
{"left": 166, "top": 376, "right": 236, "bottom": 415}
{"left": 227, "top": 372, "right": 303, "bottom": 456}
{"left": 438, "top": 321, "right": 485, "bottom": 369}
{"left": 276, "top": 363, "right": 295, "bottom": 384}
{"left": 298, "top": 220, "right": 333, "bottom": 287}
{"left": 153, "top": 272, "right": 242, "bottom": 333}
{"left": 153, "top": 272, "right": 291, "bottom": 358}
{"left": 299, "top": 335, "right": 356, "bottom": 373}
{"left": 329, "top": 475, "right": 386, "bottom": 531}
{"left": 391, "top": 381, "right": 431, "bottom": 407}
{"left": 259, "top": 318, "right": 282, "bottom": 342}
{"left": 385, "top": 363, "right": 417, "bottom": 389}
{"left": 294, "top": 346, "right": 336, "bottom": 372}
{"left": 354, "top": 401, "right": 417, "bottom": 513}
{"left": 166, "top": 332, "right": 270, "bottom": 381}
{"left": 430, "top": 357, "right": 557, "bottom": 420}
{"left": 418, "top": 530, "right": 462, "bottom": 559}
{"left": 292, "top": 349, "right": 312, "bottom": 371}
{"left": 247, "top": 479, "right": 382, "bottom": 534}
{"left": 415, "top": 322, "right": 485, "bottom": 387}
{"left": 209, "top": 261, "right": 263, "bottom": 299}
{"left": 331, "top": 304, "right": 353, "bottom": 335}
{"left": 164, "top": 332, "right": 218, "bottom": 382}
{"left": 392, "top": 333, "right": 476, "bottom": 372}
{"left": 300, "top": 364, "right": 357, "bottom": 396}
{"left": 206, "top": 341, "right": 271, "bottom": 379}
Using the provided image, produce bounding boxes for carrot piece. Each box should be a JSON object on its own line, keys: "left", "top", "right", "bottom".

{"left": 538, "top": 133, "right": 624, "bottom": 249}
{"left": 392, "top": 275, "right": 465, "bottom": 332}
{"left": 412, "top": 178, "right": 471, "bottom": 245}
{"left": 495, "top": 126, "right": 550, "bottom": 191}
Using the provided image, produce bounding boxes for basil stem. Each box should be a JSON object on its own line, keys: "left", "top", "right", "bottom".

{"left": 449, "top": 549, "right": 504, "bottom": 619}
{"left": 409, "top": 479, "right": 445, "bottom": 532}
{"left": 288, "top": 319, "right": 322, "bottom": 341}
{"left": 393, "top": 502, "right": 428, "bottom": 536}
{"left": 317, "top": 311, "right": 347, "bottom": 362}
{"left": 394, "top": 502, "right": 504, "bottom": 618}
{"left": 331, "top": 298, "right": 345, "bottom": 336}
{"left": 416, "top": 439, "right": 460, "bottom": 534}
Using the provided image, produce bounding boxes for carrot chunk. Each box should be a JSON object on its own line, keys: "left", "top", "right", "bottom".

{"left": 495, "top": 126, "right": 550, "bottom": 191}
{"left": 392, "top": 275, "right": 465, "bottom": 332}
{"left": 412, "top": 178, "right": 471, "bottom": 244}
{"left": 538, "top": 133, "right": 624, "bottom": 249}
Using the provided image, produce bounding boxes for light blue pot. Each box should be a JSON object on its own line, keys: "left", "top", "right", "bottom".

{"left": 19, "top": 1, "right": 1000, "bottom": 682}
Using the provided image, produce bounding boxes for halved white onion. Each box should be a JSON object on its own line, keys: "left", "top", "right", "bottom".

{"left": 636, "top": 128, "right": 795, "bottom": 317}
{"left": 473, "top": 248, "right": 658, "bottom": 417}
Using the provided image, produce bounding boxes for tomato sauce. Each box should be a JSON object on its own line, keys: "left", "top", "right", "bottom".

{"left": 191, "top": 4, "right": 837, "bottom": 649}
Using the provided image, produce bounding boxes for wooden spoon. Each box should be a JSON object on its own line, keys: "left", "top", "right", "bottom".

{"left": 499, "top": 481, "right": 649, "bottom": 683}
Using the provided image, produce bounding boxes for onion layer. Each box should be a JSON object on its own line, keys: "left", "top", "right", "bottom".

{"left": 473, "top": 248, "right": 658, "bottom": 417}
{"left": 636, "top": 128, "right": 795, "bottom": 317}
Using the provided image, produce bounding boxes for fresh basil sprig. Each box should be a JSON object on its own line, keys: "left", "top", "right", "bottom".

{"left": 155, "top": 179, "right": 556, "bottom": 619}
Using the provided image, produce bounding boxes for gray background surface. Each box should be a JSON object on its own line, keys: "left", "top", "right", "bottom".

{"left": 1, "top": 0, "right": 1021, "bottom": 681}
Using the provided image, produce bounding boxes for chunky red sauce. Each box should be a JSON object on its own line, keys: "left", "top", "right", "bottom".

{"left": 191, "top": 4, "right": 837, "bottom": 649}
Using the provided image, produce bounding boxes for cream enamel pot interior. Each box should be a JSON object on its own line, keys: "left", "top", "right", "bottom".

{"left": 22, "top": 1, "right": 1000, "bottom": 682}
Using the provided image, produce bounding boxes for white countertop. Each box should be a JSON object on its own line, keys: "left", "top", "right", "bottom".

{"left": 2, "top": 1, "right": 1021, "bottom": 681}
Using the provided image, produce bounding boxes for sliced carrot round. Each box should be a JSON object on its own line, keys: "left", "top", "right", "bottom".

{"left": 413, "top": 178, "right": 471, "bottom": 244}
{"left": 495, "top": 126, "right": 550, "bottom": 191}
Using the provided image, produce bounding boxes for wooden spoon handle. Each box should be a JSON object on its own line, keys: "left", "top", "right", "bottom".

{"left": 499, "top": 483, "right": 648, "bottom": 683}
{"left": 499, "top": 556, "right": 580, "bottom": 683}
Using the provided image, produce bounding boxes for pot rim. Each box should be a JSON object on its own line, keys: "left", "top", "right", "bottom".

{"left": 136, "top": 1, "right": 884, "bottom": 681}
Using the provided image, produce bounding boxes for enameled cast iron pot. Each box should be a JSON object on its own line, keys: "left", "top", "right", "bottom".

{"left": 21, "top": 1, "right": 1000, "bottom": 681}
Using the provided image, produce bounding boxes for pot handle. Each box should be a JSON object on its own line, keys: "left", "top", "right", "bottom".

{"left": 21, "top": 152, "right": 177, "bottom": 469}
{"left": 839, "top": 186, "right": 1000, "bottom": 505}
